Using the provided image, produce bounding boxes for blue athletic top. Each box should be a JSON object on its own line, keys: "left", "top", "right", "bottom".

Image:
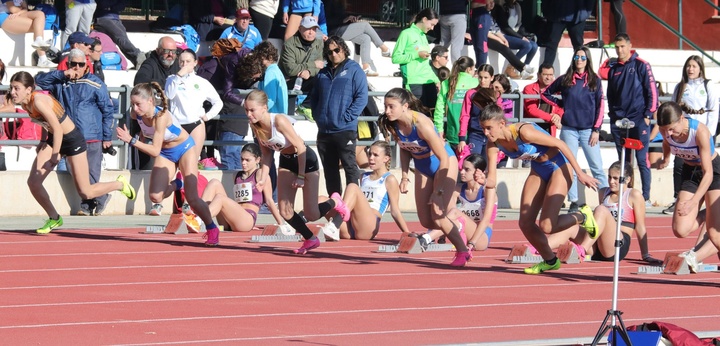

{"left": 665, "top": 117, "right": 715, "bottom": 164}
{"left": 394, "top": 120, "right": 433, "bottom": 156}
{"left": 495, "top": 123, "right": 551, "bottom": 161}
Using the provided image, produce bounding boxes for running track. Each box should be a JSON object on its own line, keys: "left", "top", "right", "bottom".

{"left": 1, "top": 217, "right": 719, "bottom": 345}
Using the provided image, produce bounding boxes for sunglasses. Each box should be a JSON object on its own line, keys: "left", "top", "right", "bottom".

{"left": 69, "top": 61, "right": 86, "bottom": 68}
{"left": 573, "top": 55, "right": 587, "bottom": 61}
{"left": 160, "top": 48, "right": 177, "bottom": 55}
{"left": 328, "top": 47, "right": 342, "bottom": 56}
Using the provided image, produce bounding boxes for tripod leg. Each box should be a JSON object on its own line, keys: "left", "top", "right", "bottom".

{"left": 591, "top": 312, "right": 614, "bottom": 346}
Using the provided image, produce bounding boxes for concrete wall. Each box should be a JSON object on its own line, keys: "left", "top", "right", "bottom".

{"left": 0, "top": 167, "right": 676, "bottom": 217}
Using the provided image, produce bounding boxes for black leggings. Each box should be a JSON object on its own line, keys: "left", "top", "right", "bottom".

{"left": 609, "top": 0, "right": 627, "bottom": 35}
{"left": 487, "top": 38, "right": 525, "bottom": 71}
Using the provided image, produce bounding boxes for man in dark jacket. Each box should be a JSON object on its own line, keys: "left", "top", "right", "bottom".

{"left": 605, "top": 33, "right": 658, "bottom": 204}
{"left": 94, "top": 0, "right": 145, "bottom": 68}
{"left": 133, "top": 36, "right": 180, "bottom": 86}
{"left": 35, "top": 49, "right": 115, "bottom": 216}
{"left": 311, "top": 36, "right": 368, "bottom": 196}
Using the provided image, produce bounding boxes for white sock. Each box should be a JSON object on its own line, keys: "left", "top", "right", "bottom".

{"left": 38, "top": 55, "right": 48, "bottom": 63}
{"left": 422, "top": 234, "right": 433, "bottom": 244}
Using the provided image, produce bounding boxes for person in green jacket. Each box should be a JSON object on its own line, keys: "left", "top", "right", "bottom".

{"left": 391, "top": 7, "right": 440, "bottom": 110}
{"left": 434, "top": 56, "right": 478, "bottom": 148}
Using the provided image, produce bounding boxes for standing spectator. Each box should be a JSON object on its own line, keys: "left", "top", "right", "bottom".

{"left": 439, "top": 0, "right": 468, "bottom": 63}
{"left": 62, "top": 0, "right": 96, "bottom": 49}
{"left": 540, "top": 0, "right": 594, "bottom": 66}
{"left": 35, "top": 49, "right": 115, "bottom": 216}
{"left": 57, "top": 32, "right": 95, "bottom": 74}
{"left": 188, "top": 0, "right": 233, "bottom": 41}
{"left": 94, "top": 0, "right": 145, "bottom": 68}
{"left": 607, "top": 0, "right": 626, "bottom": 36}
{"left": 219, "top": 8, "right": 263, "bottom": 50}
{"left": 134, "top": 36, "right": 180, "bottom": 86}
{"left": 279, "top": 16, "right": 324, "bottom": 111}
{"left": 492, "top": 0, "right": 538, "bottom": 77}
{"left": 323, "top": 0, "right": 390, "bottom": 76}
{"left": 282, "top": 0, "right": 321, "bottom": 41}
{"left": 1, "top": 0, "right": 54, "bottom": 67}
{"left": 665, "top": 55, "right": 719, "bottom": 213}
{"left": 165, "top": 49, "right": 223, "bottom": 173}
{"left": 311, "top": 36, "right": 367, "bottom": 195}
{"left": 434, "top": 56, "right": 477, "bottom": 146}
{"left": 523, "top": 63, "right": 563, "bottom": 137}
{"left": 250, "top": 0, "right": 280, "bottom": 40}
{"left": 429, "top": 46, "right": 449, "bottom": 81}
{"left": 469, "top": 0, "right": 492, "bottom": 67}
{"left": 542, "top": 47, "right": 607, "bottom": 212}
{"left": 391, "top": 7, "right": 440, "bottom": 110}
{"left": 604, "top": 33, "right": 658, "bottom": 204}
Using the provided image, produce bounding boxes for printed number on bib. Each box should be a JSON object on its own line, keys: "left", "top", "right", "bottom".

{"left": 234, "top": 182, "right": 253, "bottom": 203}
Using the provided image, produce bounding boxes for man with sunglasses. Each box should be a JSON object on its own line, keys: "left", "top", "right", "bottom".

{"left": 310, "top": 36, "right": 367, "bottom": 196}
{"left": 35, "top": 48, "right": 115, "bottom": 216}
{"left": 57, "top": 32, "right": 95, "bottom": 74}
{"left": 134, "top": 36, "right": 180, "bottom": 87}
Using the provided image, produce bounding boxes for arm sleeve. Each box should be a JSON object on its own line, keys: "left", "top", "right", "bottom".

{"left": 433, "top": 80, "right": 448, "bottom": 132}
{"left": 391, "top": 31, "right": 418, "bottom": 65}
{"left": 593, "top": 80, "right": 605, "bottom": 130}
{"left": 706, "top": 82, "right": 719, "bottom": 135}
{"left": 282, "top": 0, "right": 289, "bottom": 13}
{"left": 98, "top": 83, "right": 115, "bottom": 141}
{"left": 164, "top": 75, "right": 180, "bottom": 100}
{"left": 523, "top": 84, "right": 553, "bottom": 122}
{"left": 493, "top": 7, "right": 522, "bottom": 39}
{"left": 203, "top": 79, "right": 223, "bottom": 120}
{"left": 34, "top": 70, "right": 66, "bottom": 90}
{"left": 345, "top": 69, "right": 368, "bottom": 121}
{"left": 458, "top": 89, "right": 474, "bottom": 141}
{"left": 540, "top": 78, "right": 563, "bottom": 109}
{"left": 640, "top": 61, "right": 658, "bottom": 118}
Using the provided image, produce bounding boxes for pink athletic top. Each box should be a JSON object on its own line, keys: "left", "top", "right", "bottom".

{"left": 602, "top": 188, "right": 635, "bottom": 228}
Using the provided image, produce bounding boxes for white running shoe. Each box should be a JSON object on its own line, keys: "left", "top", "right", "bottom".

{"left": 321, "top": 221, "right": 340, "bottom": 241}
{"left": 278, "top": 223, "right": 296, "bottom": 236}
{"left": 31, "top": 37, "right": 51, "bottom": 49}
{"left": 37, "top": 59, "right": 57, "bottom": 68}
{"left": 679, "top": 250, "right": 701, "bottom": 273}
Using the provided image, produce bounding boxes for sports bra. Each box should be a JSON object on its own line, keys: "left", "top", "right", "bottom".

{"left": 258, "top": 113, "right": 296, "bottom": 152}
{"left": 23, "top": 92, "right": 67, "bottom": 131}
{"left": 602, "top": 188, "right": 635, "bottom": 228}
{"left": 136, "top": 110, "right": 183, "bottom": 142}
{"left": 495, "top": 123, "right": 550, "bottom": 161}
{"left": 361, "top": 172, "right": 391, "bottom": 216}
{"left": 665, "top": 117, "right": 715, "bottom": 164}
{"left": 233, "top": 169, "right": 263, "bottom": 207}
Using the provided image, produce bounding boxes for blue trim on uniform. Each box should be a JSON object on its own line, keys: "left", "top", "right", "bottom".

{"left": 413, "top": 142, "right": 456, "bottom": 177}
{"left": 160, "top": 137, "right": 195, "bottom": 162}
{"left": 530, "top": 152, "right": 568, "bottom": 182}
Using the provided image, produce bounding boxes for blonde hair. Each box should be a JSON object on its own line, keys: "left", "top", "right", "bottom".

{"left": 246, "top": 89, "right": 270, "bottom": 142}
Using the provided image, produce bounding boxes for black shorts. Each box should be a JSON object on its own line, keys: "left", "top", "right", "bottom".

{"left": 680, "top": 155, "right": 720, "bottom": 193}
{"left": 279, "top": 145, "right": 320, "bottom": 174}
{"left": 46, "top": 127, "right": 87, "bottom": 157}
{"left": 648, "top": 141, "right": 663, "bottom": 153}
{"left": 591, "top": 231, "right": 631, "bottom": 261}
{"left": 181, "top": 120, "right": 203, "bottom": 135}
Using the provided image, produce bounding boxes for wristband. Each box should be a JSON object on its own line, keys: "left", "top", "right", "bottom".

{"left": 468, "top": 241, "right": 476, "bottom": 248}
{"left": 401, "top": 178, "right": 410, "bottom": 182}
{"left": 297, "top": 174, "right": 305, "bottom": 180}
{"left": 129, "top": 138, "right": 137, "bottom": 146}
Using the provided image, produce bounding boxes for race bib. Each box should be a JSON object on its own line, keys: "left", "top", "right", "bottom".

{"left": 233, "top": 182, "right": 253, "bottom": 203}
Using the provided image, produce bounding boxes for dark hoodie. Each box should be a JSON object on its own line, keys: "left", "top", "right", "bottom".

{"left": 132, "top": 51, "right": 180, "bottom": 86}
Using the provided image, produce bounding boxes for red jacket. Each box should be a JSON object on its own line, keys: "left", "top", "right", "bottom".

{"left": 523, "top": 81, "right": 563, "bottom": 137}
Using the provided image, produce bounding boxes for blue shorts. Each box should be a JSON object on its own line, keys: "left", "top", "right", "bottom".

{"left": 0, "top": 12, "right": 8, "bottom": 26}
{"left": 160, "top": 137, "right": 195, "bottom": 163}
{"left": 413, "top": 142, "right": 456, "bottom": 177}
{"left": 530, "top": 152, "right": 567, "bottom": 182}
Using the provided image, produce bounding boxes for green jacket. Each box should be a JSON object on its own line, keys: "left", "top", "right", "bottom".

{"left": 391, "top": 24, "right": 438, "bottom": 86}
{"left": 279, "top": 35, "right": 325, "bottom": 81}
{"left": 434, "top": 72, "right": 478, "bottom": 145}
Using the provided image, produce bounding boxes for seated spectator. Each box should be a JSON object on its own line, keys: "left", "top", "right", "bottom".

{"left": 89, "top": 39, "right": 104, "bottom": 81}
{"left": 323, "top": 0, "right": 390, "bottom": 76}
{"left": 279, "top": 16, "right": 324, "bottom": 111}
{"left": 492, "top": 0, "right": 538, "bottom": 78}
{"left": 219, "top": 8, "right": 262, "bottom": 50}
{"left": 62, "top": 0, "right": 96, "bottom": 48}
{"left": 0, "top": 0, "right": 54, "bottom": 67}
{"left": 94, "top": 0, "right": 145, "bottom": 69}
{"left": 57, "top": 32, "right": 95, "bottom": 74}
{"left": 189, "top": 0, "right": 233, "bottom": 41}
{"left": 283, "top": 0, "right": 321, "bottom": 41}
{"left": 133, "top": 36, "right": 180, "bottom": 87}
{"left": 522, "top": 63, "right": 563, "bottom": 137}
{"left": 429, "top": 46, "right": 449, "bottom": 81}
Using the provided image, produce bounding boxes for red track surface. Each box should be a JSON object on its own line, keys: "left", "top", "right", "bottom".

{"left": 1, "top": 217, "right": 719, "bottom": 345}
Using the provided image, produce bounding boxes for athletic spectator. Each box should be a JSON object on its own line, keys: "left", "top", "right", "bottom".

{"left": 35, "top": 48, "right": 115, "bottom": 216}
{"left": 523, "top": 63, "right": 562, "bottom": 137}
{"left": 188, "top": 0, "right": 233, "bottom": 41}
{"left": 249, "top": 0, "right": 280, "bottom": 40}
{"left": 603, "top": 33, "right": 658, "bottom": 204}
{"left": 391, "top": 7, "right": 440, "bottom": 109}
{"left": 311, "top": 36, "right": 367, "bottom": 195}
{"left": 323, "top": 0, "right": 390, "bottom": 76}
{"left": 219, "top": 8, "right": 263, "bottom": 50}
{"left": 94, "top": 0, "right": 145, "bottom": 68}
{"left": 439, "top": 0, "right": 468, "bottom": 63}
{"left": 540, "top": 0, "right": 594, "bottom": 66}
{"left": 0, "top": 0, "right": 54, "bottom": 67}
{"left": 62, "top": 0, "right": 96, "bottom": 48}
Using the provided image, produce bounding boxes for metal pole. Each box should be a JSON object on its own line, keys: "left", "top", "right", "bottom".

{"left": 597, "top": 0, "right": 603, "bottom": 46}
{"left": 678, "top": 0, "right": 683, "bottom": 49}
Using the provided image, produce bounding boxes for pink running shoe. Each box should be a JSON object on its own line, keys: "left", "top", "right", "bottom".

{"left": 571, "top": 242, "right": 587, "bottom": 262}
{"left": 204, "top": 225, "right": 220, "bottom": 246}
{"left": 450, "top": 251, "right": 473, "bottom": 267}
{"left": 457, "top": 216, "right": 467, "bottom": 245}
{"left": 293, "top": 237, "right": 320, "bottom": 254}
{"left": 198, "top": 158, "right": 219, "bottom": 170}
{"left": 331, "top": 192, "right": 350, "bottom": 222}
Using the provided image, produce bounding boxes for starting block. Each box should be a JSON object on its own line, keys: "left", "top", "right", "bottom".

{"left": 636, "top": 252, "right": 720, "bottom": 275}
{"left": 505, "top": 244, "right": 542, "bottom": 264}
{"left": 248, "top": 223, "right": 337, "bottom": 243}
{"left": 636, "top": 265, "right": 664, "bottom": 275}
{"left": 376, "top": 234, "right": 454, "bottom": 254}
{"left": 556, "top": 242, "right": 584, "bottom": 264}
{"left": 144, "top": 214, "right": 208, "bottom": 234}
